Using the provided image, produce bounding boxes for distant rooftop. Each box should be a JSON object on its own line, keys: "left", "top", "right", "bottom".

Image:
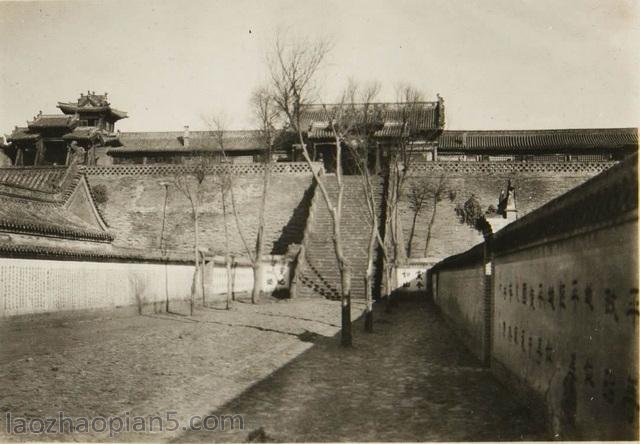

{"left": 300, "top": 100, "right": 444, "bottom": 139}
{"left": 437, "top": 128, "right": 638, "bottom": 152}
{"left": 108, "top": 130, "right": 266, "bottom": 155}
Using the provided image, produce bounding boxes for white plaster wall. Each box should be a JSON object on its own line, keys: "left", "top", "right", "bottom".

{"left": 394, "top": 265, "right": 429, "bottom": 293}
{"left": 204, "top": 256, "right": 290, "bottom": 298}
{"left": 0, "top": 258, "right": 193, "bottom": 318}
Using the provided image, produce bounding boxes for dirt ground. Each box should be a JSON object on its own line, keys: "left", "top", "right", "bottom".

{"left": 0, "top": 295, "right": 548, "bottom": 442}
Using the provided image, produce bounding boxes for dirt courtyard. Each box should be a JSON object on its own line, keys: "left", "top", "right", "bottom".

{"left": 0, "top": 295, "right": 547, "bottom": 442}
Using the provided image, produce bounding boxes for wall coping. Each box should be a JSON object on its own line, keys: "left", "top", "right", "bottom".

{"left": 81, "top": 162, "right": 321, "bottom": 177}
{"left": 407, "top": 160, "right": 617, "bottom": 176}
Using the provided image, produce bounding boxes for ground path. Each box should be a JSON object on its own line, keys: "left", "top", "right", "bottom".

{"left": 0, "top": 295, "right": 547, "bottom": 442}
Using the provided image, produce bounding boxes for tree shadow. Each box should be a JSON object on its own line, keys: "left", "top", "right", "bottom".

{"left": 271, "top": 182, "right": 316, "bottom": 255}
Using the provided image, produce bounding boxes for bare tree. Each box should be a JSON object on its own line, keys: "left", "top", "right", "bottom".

{"left": 406, "top": 175, "right": 453, "bottom": 257}
{"left": 337, "top": 79, "right": 386, "bottom": 333}
{"left": 406, "top": 179, "right": 429, "bottom": 257}
{"left": 266, "top": 32, "right": 358, "bottom": 346}
{"left": 173, "top": 158, "right": 209, "bottom": 315}
{"left": 381, "top": 83, "right": 429, "bottom": 309}
{"left": 205, "top": 113, "right": 235, "bottom": 309}
{"left": 248, "top": 85, "right": 280, "bottom": 304}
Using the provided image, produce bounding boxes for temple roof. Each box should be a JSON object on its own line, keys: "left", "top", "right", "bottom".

{"left": 27, "top": 114, "right": 78, "bottom": 129}
{"left": 108, "top": 130, "right": 265, "bottom": 155}
{"left": 7, "top": 127, "right": 40, "bottom": 142}
{"left": 57, "top": 92, "right": 128, "bottom": 121}
{"left": 300, "top": 101, "right": 442, "bottom": 139}
{"left": 437, "top": 128, "right": 638, "bottom": 152}
{"left": 62, "top": 126, "right": 102, "bottom": 141}
{"left": 0, "top": 194, "right": 112, "bottom": 242}
{"left": 0, "top": 167, "right": 69, "bottom": 194}
{"left": 0, "top": 166, "right": 112, "bottom": 242}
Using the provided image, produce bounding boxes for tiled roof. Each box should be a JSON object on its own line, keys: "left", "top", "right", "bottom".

{"left": 0, "top": 194, "right": 112, "bottom": 241}
{"left": 58, "top": 92, "right": 128, "bottom": 120}
{"left": 437, "top": 128, "right": 638, "bottom": 152}
{"left": 0, "top": 165, "right": 112, "bottom": 242}
{"left": 109, "top": 130, "right": 265, "bottom": 154}
{"left": 62, "top": 126, "right": 101, "bottom": 140}
{"left": 27, "top": 114, "right": 77, "bottom": 129}
{"left": 7, "top": 127, "right": 40, "bottom": 142}
{"left": 0, "top": 167, "right": 68, "bottom": 194}
{"left": 0, "top": 233, "right": 191, "bottom": 263}
{"left": 300, "top": 101, "right": 441, "bottom": 139}
{"left": 374, "top": 122, "right": 409, "bottom": 138}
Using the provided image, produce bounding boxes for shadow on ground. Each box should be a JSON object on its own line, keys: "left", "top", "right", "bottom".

{"left": 173, "top": 294, "right": 549, "bottom": 443}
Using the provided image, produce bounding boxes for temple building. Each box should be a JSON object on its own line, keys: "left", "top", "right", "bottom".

{"left": 4, "top": 92, "right": 127, "bottom": 166}
{"left": 297, "top": 97, "right": 445, "bottom": 173}
{"left": 106, "top": 127, "right": 289, "bottom": 164}
{"left": 2, "top": 91, "right": 637, "bottom": 169}
{"left": 435, "top": 128, "right": 637, "bottom": 162}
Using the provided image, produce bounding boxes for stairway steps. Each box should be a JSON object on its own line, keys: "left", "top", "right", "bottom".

{"left": 296, "top": 175, "right": 384, "bottom": 299}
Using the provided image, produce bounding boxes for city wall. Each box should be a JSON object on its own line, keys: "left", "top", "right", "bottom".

{"left": 429, "top": 156, "right": 638, "bottom": 439}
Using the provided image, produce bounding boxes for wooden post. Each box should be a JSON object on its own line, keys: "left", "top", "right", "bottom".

{"left": 34, "top": 139, "right": 45, "bottom": 166}
{"left": 15, "top": 148, "right": 24, "bottom": 166}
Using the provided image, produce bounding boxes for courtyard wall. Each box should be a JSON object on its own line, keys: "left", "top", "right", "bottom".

{"left": 429, "top": 155, "right": 638, "bottom": 439}
{"left": 0, "top": 257, "right": 193, "bottom": 318}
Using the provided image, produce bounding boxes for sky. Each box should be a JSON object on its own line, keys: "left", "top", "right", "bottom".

{"left": 1, "top": 0, "right": 639, "bottom": 132}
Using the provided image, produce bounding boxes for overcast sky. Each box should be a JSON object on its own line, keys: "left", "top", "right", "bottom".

{"left": 1, "top": 0, "right": 638, "bottom": 132}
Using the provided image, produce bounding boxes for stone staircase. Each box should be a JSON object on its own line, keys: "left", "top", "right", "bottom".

{"left": 295, "top": 174, "right": 384, "bottom": 299}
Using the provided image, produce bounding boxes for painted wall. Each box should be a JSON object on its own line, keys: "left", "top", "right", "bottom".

{"left": 394, "top": 262, "right": 432, "bottom": 294}
{"left": 0, "top": 258, "right": 193, "bottom": 318}
{"left": 203, "top": 255, "right": 291, "bottom": 300}
{"left": 430, "top": 155, "right": 639, "bottom": 439}
{"left": 492, "top": 219, "right": 638, "bottom": 439}
{"left": 435, "top": 264, "right": 487, "bottom": 361}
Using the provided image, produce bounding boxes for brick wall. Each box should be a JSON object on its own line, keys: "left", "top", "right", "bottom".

{"left": 401, "top": 161, "right": 614, "bottom": 260}
{"left": 87, "top": 172, "right": 314, "bottom": 257}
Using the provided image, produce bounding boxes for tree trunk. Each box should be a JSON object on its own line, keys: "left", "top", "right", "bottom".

{"left": 191, "top": 204, "right": 199, "bottom": 316}
{"left": 251, "top": 262, "right": 263, "bottom": 304}
{"left": 384, "top": 265, "right": 393, "bottom": 314}
{"left": 407, "top": 210, "right": 419, "bottom": 258}
{"left": 201, "top": 253, "right": 206, "bottom": 306}
{"left": 252, "top": 160, "right": 271, "bottom": 304}
{"left": 225, "top": 254, "right": 232, "bottom": 310}
{"left": 221, "top": 185, "right": 232, "bottom": 309}
{"left": 364, "top": 220, "right": 376, "bottom": 333}
{"left": 334, "top": 217, "right": 352, "bottom": 347}
{"left": 423, "top": 198, "right": 439, "bottom": 257}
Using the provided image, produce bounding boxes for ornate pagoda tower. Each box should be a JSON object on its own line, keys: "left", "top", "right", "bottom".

{"left": 4, "top": 91, "right": 127, "bottom": 166}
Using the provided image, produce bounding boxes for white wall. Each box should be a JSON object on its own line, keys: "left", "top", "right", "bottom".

{"left": 0, "top": 258, "right": 193, "bottom": 318}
